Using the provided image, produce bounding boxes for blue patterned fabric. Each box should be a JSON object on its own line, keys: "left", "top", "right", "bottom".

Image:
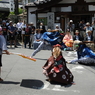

{"left": 41, "top": 32, "right": 66, "bottom": 48}
{"left": 77, "top": 44, "right": 95, "bottom": 59}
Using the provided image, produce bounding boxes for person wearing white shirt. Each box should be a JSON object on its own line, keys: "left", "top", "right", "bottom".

{"left": 16, "top": 20, "right": 23, "bottom": 41}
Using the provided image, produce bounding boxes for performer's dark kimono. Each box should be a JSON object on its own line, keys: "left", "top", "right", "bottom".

{"left": 43, "top": 55, "right": 74, "bottom": 84}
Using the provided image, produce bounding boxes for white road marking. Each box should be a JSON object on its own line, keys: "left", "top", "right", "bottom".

{"left": 42, "top": 81, "right": 80, "bottom": 93}
{"left": 42, "top": 81, "right": 50, "bottom": 90}
{"left": 67, "top": 51, "right": 77, "bottom": 57}
{"left": 72, "top": 66, "right": 85, "bottom": 70}
{"left": 52, "top": 85, "right": 61, "bottom": 91}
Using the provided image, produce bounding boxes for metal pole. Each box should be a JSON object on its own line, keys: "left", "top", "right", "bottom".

{"left": 14, "top": 0, "right": 19, "bottom": 15}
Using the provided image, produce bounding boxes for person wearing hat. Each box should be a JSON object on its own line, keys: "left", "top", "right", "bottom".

{"left": 0, "top": 26, "right": 10, "bottom": 81}
{"left": 38, "top": 22, "right": 46, "bottom": 34}
{"left": 73, "top": 30, "right": 84, "bottom": 50}
{"left": 55, "top": 25, "right": 62, "bottom": 32}
{"left": 84, "top": 30, "right": 93, "bottom": 42}
{"left": 84, "top": 22, "right": 93, "bottom": 37}
{"left": 83, "top": 30, "right": 95, "bottom": 51}
{"left": 67, "top": 20, "right": 75, "bottom": 37}
{"left": 73, "top": 30, "right": 83, "bottom": 41}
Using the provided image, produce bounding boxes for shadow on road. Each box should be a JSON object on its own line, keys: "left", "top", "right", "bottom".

{"left": 20, "top": 79, "right": 44, "bottom": 89}
{"left": 48, "top": 80, "right": 73, "bottom": 87}
{"left": 35, "top": 58, "right": 47, "bottom": 61}
{"left": 0, "top": 81, "right": 20, "bottom": 84}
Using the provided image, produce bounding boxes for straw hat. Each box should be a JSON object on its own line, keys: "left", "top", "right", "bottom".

{"left": 70, "top": 20, "right": 73, "bottom": 22}
{"left": 75, "top": 30, "right": 79, "bottom": 33}
{"left": 87, "top": 30, "right": 92, "bottom": 33}
{"left": 86, "top": 22, "right": 90, "bottom": 25}
{"left": 47, "top": 29, "right": 52, "bottom": 32}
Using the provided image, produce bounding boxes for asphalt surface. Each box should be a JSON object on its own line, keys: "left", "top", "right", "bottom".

{"left": 0, "top": 46, "right": 95, "bottom": 95}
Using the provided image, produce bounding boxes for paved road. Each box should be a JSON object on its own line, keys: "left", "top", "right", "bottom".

{"left": 0, "top": 46, "right": 95, "bottom": 95}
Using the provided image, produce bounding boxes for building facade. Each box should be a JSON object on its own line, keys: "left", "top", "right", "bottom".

{"left": 25, "top": 0, "right": 95, "bottom": 31}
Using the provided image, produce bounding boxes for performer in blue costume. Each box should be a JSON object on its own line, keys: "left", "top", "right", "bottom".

{"left": 70, "top": 42, "right": 95, "bottom": 65}
{"left": 30, "top": 29, "right": 66, "bottom": 57}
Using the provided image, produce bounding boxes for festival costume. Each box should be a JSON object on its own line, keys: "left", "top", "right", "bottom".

{"left": 70, "top": 44, "right": 95, "bottom": 65}
{"left": 43, "top": 54, "right": 74, "bottom": 84}
{"left": 31, "top": 31, "right": 66, "bottom": 57}
{"left": 63, "top": 34, "right": 73, "bottom": 47}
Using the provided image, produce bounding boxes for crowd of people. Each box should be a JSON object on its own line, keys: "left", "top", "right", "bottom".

{"left": 1, "top": 18, "right": 95, "bottom": 85}
{"left": 0, "top": 18, "right": 95, "bottom": 50}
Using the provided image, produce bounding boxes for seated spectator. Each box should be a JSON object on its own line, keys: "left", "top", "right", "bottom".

{"left": 83, "top": 30, "right": 95, "bottom": 51}
{"left": 84, "top": 22, "right": 92, "bottom": 36}
{"left": 63, "top": 29, "right": 73, "bottom": 50}
{"left": 33, "top": 29, "right": 43, "bottom": 49}
{"left": 73, "top": 30, "right": 84, "bottom": 50}
{"left": 84, "top": 30, "right": 93, "bottom": 42}
{"left": 73, "top": 30, "right": 83, "bottom": 41}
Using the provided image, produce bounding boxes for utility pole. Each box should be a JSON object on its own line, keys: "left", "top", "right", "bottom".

{"left": 14, "top": 0, "right": 19, "bottom": 22}
{"left": 14, "top": 0, "right": 19, "bottom": 15}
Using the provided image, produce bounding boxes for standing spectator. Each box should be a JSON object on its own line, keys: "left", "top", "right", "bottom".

{"left": 55, "top": 25, "right": 62, "bottom": 32}
{"left": 24, "top": 24, "right": 31, "bottom": 48}
{"left": 13, "top": 23, "right": 18, "bottom": 48}
{"left": 38, "top": 22, "right": 46, "bottom": 34}
{"left": 0, "top": 26, "right": 10, "bottom": 81}
{"left": 73, "top": 30, "right": 83, "bottom": 41}
{"left": 1, "top": 20, "right": 8, "bottom": 43}
{"left": 8, "top": 21, "right": 16, "bottom": 48}
{"left": 78, "top": 20, "right": 85, "bottom": 37}
{"left": 21, "top": 20, "right": 26, "bottom": 28}
{"left": 55, "top": 25, "right": 64, "bottom": 37}
{"left": 16, "top": 20, "right": 23, "bottom": 41}
{"left": 67, "top": 20, "right": 75, "bottom": 37}
{"left": 29, "top": 22, "right": 35, "bottom": 47}
{"left": 21, "top": 26, "right": 25, "bottom": 47}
